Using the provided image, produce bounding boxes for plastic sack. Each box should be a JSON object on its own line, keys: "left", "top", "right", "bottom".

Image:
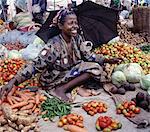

{"left": 119, "top": 10, "right": 130, "bottom": 20}
{"left": 8, "top": 50, "right": 22, "bottom": 59}
{"left": 0, "top": 30, "right": 36, "bottom": 46}
{"left": 0, "top": 44, "right": 8, "bottom": 59}
{"left": 108, "top": 36, "right": 120, "bottom": 44}
{"left": 112, "top": 71, "right": 127, "bottom": 87}
{"left": 20, "top": 40, "right": 44, "bottom": 60}
{"left": 123, "top": 63, "right": 144, "bottom": 83}
{"left": 18, "top": 31, "right": 37, "bottom": 47}
{"left": 0, "top": 30, "right": 22, "bottom": 44}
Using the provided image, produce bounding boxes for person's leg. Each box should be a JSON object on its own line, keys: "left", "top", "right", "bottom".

{"left": 54, "top": 73, "right": 92, "bottom": 101}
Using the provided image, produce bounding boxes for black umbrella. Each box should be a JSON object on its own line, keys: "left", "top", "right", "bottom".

{"left": 36, "top": 1, "right": 119, "bottom": 48}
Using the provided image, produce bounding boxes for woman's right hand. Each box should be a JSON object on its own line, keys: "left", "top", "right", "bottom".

{"left": 0, "top": 83, "right": 13, "bottom": 99}
{"left": 0, "top": 78, "right": 16, "bottom": 99}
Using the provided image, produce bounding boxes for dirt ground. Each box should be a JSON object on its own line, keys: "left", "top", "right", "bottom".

{"left": 38, "top": 89, "right": 150, "bottom": 132}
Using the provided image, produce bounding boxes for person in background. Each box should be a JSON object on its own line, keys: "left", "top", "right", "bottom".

{"left": 0, "top": 9, "right": 122, "bottom": 102}
{"left": 11, "top": 0, "right": 35, "bottom": 32}
{"left": 32, "top": 0, "right": 47, "bottom": 24}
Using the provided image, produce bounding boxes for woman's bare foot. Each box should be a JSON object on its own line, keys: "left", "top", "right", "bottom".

{"left": 54, "top": 88, "right": 69, "bottom": 102}
{"left": 77, "top": 87, "right": 92, "bottom": 97}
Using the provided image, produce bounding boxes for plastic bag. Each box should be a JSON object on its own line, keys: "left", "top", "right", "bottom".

{"left": 0, "top": 44, "right": 8, "bottom": 59}
{"left": 8, "top": 50, "right": 22, "bottom": 59}
{"left": 20, "top": 40, "right": 44, "bottom": 60}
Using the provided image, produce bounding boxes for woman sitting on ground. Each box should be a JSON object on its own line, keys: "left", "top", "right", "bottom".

{"left": 0, "top": 9, "right": 122, "bottom": 102}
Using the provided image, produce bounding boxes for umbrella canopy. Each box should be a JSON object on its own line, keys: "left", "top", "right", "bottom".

{"left": 36, "top": 1, "right": 119, "bottom": 48}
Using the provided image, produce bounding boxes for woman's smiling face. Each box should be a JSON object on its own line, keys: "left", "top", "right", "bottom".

{"left": 60, "top": 14, "right": 79, "bottom": 37}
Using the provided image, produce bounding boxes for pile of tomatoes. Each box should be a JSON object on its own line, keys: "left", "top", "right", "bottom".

{"left": 116, "top": 101, "right": 141, "bottom": 118}
{"left": 82, "top": 101, "right": 108, "bottom": 116}
{"left": 58, "top": 113, "right": 84, "bottom": 128}
{"left": 0, "top": 59, "right": 25, "bottom": 84}
{"left": 96, "top": 116, "right": 122, "bottom": 132}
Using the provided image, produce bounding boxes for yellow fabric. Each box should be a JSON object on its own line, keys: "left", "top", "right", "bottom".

{"left": 0, "top": 19, "right": 4, "bottom": 25}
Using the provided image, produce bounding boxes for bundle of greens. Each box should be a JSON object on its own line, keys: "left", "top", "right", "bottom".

{"left": 41, "top": 98, "right": 72, "bottom": 120}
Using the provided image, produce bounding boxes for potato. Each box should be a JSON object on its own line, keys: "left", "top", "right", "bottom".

{"left": 21, "top": 123, "right": 36, "bottom": 132}
{"left": 0, "top": 127, "right": 7, "bottom": 131}
{"left": 16, "top": 111, "right": 29, "bottom": 116}
{"left": 18, "top": 124, "right": 24, "bottom": 130}
{"left": 8, "top": 120, "right": 19, "bottom": 130}
{"left": 0, "top": 116, "right": 7, "bottom": 125}
{"left": 17, "top": 115, "right": 36, "bottom": 126}
{"left": 1, "top": 104, "right": 18, "bottom": 121}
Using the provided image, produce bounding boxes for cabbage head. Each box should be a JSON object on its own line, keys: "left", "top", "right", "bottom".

{"left": 112, "top": 71, "right": 127, "bottom": 87}
{"left": 123, "top": 63, "right": 144, "bottom": 83}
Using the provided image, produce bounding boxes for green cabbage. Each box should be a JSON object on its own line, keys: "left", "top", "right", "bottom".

{"left": 112, "top": 71, "right": 127, "bottom": 87}
{"left": 123, "top": 63, "right": 144, "bottom": 83}
{"left": 114, "top": 64, "right": 127, "bottom": 72}
{"left": 140, "top": 74, "right": 150, "bottom": 91}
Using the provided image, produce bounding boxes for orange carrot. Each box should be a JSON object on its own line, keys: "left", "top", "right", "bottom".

{"left": 0, "top": 110, "right": 3, "bottom": 116}
{"left": 34, "top": 108, "right": 40, "bottom": 114}
{"left": 11, "top": 97, "right": 18, "bottom": 104}
{"left": 28, "top": 99, "right": 35, "bottom": 104}
{"left": 11, "top": 101, "right": 28, "bottom": 109}
{"left": 20, "top": 103, "right": 34, "bottom": 110}
{"left": 12, "top": 96, "right": 23, "bottom": 102}
{"left": 0, "top": 99, "right": 2, "bottom": 105}
{"left": 32, "top": 104, "right": 37, "bottom": 112}
{"left": 15, "top": 91, "right": 29, "bottom": 101}
{"left": 7, "top": 96, "right": 13, "bottom": 105}
{"left": 35, "top": 93, "right": 40, "bottom": 105}
{"left": 23, "top": 91, "right": 35, "bottom": 96}
{"left": 13, "top": 109, "right": 18, "bottom": 112}
{"left": 8, "top": 86, "right": 17, "bottom": 96}
{"left": 39, "top": 95, "right": 47, "bottom": 102}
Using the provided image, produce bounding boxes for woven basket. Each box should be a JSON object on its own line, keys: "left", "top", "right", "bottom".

{"left": 133, "top": 7, "right": 150, "bottom": 36}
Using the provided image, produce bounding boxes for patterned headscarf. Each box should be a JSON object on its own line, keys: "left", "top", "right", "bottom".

{"left": 57, "top": 9, "right": 76, "bottom": 24}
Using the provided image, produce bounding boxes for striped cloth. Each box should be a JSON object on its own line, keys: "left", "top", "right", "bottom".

{"left": 13, "top": 12, "right": 34, "bottom": 30}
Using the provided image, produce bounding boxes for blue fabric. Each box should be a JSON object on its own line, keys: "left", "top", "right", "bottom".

{"left": 32, "top": 0, "right": 47, "bottom": 13}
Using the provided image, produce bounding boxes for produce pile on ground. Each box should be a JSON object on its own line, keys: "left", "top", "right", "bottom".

{"left": 82, "top": 100, "right": 108, "bottom": 116}
{"left": 116, "top": 101, "right": 140, "bottom": 118}
{"left": 3, "top": 42, "right": 26, "bottom": 51}
{"left": 41, "top": 98, "right": 71, "bottom": 120}
{"left": 0, "top": 104, "right": 39, "bottom": 132}
{"left": 94, "top": 42, "right": 150, "bottom": 75}
{"left": 58, "top": 113, "right": 84, "bottom": 128}
{"left": 0, "top": 58, "right": 41, "bottom": 87}
{"left": 132, "top": 92, "right": 150, "bottom": 112}
{"left": 118, "top": 24, "right": 148, "bottom": 45}
{"left": 95, "top": 116, "right": 122, "bottom": 132}
{"left": 0, "top": 59, "right": 25, "bottom": 84}
{"left": 0, "top": 88, "right": 47, "bottom": 115}
{"left": 0, "top": 88, "right": 47, "bottom": 132}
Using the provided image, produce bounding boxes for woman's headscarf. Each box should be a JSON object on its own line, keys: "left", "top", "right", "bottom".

{"left": 52, "top": 9, "right": 76, "bottom": 26}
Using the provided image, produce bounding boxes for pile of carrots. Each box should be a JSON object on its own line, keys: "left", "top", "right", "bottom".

{"left": 0, "top": 86, "right": 47, "bottom": 116}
